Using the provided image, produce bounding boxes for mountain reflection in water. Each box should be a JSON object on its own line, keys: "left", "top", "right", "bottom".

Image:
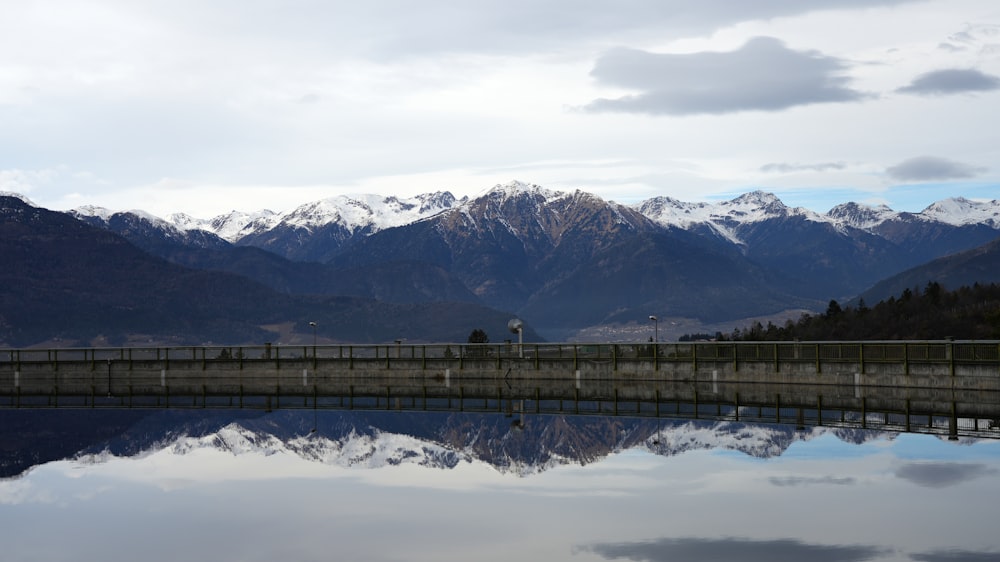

{"left": 1, "top": 405, "right": 999, "bottom": 562}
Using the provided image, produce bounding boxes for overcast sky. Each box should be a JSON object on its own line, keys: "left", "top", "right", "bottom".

{"left": 2, "top": 0, "right": 998, "bottom": 218}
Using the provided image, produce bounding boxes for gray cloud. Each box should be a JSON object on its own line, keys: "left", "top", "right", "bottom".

{"left": 578, "top": 537, "right": 891, "bottom": 562}
{"left": 897, "top": 68, "right": 1000, "bottom": 95}
{"left": 769, "top": 475, "right": 856, "bottom": 486}
{"left": 936, "top": 43, "right": 965, "bottom": 53}
{"left": 894, "top": 462, "right": 998, "bottom": 488}
{"left": 584, "top": 37, "right": 868, "bottom": 116}
{"left": 760, "top": 162, "right": 847, "bottom": 173}
{"left": 911, "top": 550, "right": 1000, "bottom": 562}
{"left": 886, "top": 157, "right": 987, "bottom": 182}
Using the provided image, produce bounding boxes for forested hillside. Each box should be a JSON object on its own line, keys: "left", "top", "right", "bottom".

{"left": 719, "top": 282, "right": 1000, "bottom": 341}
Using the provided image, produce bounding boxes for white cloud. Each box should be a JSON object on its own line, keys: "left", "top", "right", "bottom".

{"left": 0, "top": 0, "right": 997, "bottom": 217}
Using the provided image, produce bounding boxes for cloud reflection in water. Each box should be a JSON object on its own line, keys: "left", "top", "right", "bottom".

{"left": 577, "top": 537, "right": 891, "bottom": 562}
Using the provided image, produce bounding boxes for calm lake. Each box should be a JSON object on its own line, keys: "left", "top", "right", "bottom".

{"left": 1, "top": 387, "right": 998, "bottom": 562}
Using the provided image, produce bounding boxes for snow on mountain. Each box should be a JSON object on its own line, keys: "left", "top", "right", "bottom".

{"left": 208, "top": 209, "right": 281, "bottom": 242}
{"left": 634, "top": 196, "right": 716, "bottom": 229}
{"left": 145, "top": 422, "right": 471, "bottom": 471}
{"left": 827, "top": 202, "right": 898, "bottom": 230}
{"left": 71, "top": 412, "right": 897, "bottom": 479}
{"left": 920, "top": 197, "right": 1000, "bottom": 228}
{"left": 636, "top": 190, "right": 1000, "bottom": 243}
{"left": 634, "top": 189, "right": 829, "bottom": 245}
{"left": 59, "top": 183, "right": 1000, "bottom": 247}
{"left": 0, "top": 191, "right": 37, "bottom": 206}
{"left": 281, "top": 192, "right": 457, "bottom": 231}
{"left": 71, "top": 204, "right": 116, "bottom": 222}
{"left": 476, "top": 180, "right": 560, "bottom": 202}
{"left": 72, "top": 204, "right": 184, "bottom": 234}
{"left": 185, "top": 192, "right": 463, "bottom": 243}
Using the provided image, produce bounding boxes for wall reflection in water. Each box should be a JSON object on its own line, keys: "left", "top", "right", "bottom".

{"left": 0, "top": 402, "right": 998, "bottom": 562}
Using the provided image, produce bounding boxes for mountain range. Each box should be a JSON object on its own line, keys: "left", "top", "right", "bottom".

{"left": 2, "top": 181, "right": 999, "bottom": 345}
{"left": 0, "top": 408, "right": 892, "bottom": 480}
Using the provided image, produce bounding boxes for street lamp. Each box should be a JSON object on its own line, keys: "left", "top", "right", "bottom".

{"left": 648, "top": 315, "right": 658, "bottom": 343}
{"left": 508, "top": 318, "right": 524, "bottom": 358}
{"left": 309, "top": 321, "right": 317, "bottom": 358}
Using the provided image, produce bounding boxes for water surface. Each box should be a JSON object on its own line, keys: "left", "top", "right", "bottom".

{"left": 1, "top": 405, "right": 998, "bottom": 562}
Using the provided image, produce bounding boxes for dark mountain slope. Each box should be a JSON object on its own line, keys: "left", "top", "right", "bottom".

{"left": 856, "top": 234, "right": 1000, "bottom": 306}
{"left": 0, "top": 196, "right": 307, "bottom": 345}
{"left": 0, "top": 196, "right": 532, "bottom": 346}
{"left": 736, "top": 216, "right": 908, "bottom": 300}
{"left": 74, "top": 209, "right": 480, "bottom": 304}
{"left": 522, "top": 229, "right": 822, "bottom": 327}
{"left": 873, "top": 214, "right": 1000, "bottom": 262}
{"left": 330, "top": 187, "right": 668, "bottom": 317}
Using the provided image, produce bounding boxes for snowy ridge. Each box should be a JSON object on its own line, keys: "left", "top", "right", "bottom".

{"left": 71, "top": 204, "right": 117, "bottom": 222}
{"left": 827, "top": 202, "right": 898, "bottom": 230}
{"left": 0, "top": 191, "right": 35, "bottom": 206}
{"left": 477, "top": 180, "right": 559, "bottom": 203}
{"left": 635, "top": 190, "right": 1000, "bottom": 243}
{"left": 920, "top": 197, "right": 1000, "bottom": 227}
{"left": 72, "top": 414, "right": 898, "bottom": 478}
{"left": 70, "top": 205, "right": 192, "bottom": 241}
{"left": 189, "top": 192, "right": 462, "bottom": 242}
{"left": 159, "top": 423, "right": 470, "bottom": 470}
{"left": 51, "top": 182, "right": 1000, "bottom": 245}
{"left": 635, "top": 196, "right": 715, "bottom": 229}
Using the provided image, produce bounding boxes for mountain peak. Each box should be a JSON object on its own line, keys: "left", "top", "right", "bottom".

{"left": 633, "top": 196, "right": 713, "bottom": 229}
{"left": 714, "top": 190, "right": 796, "bottom": 223}
{"left": 723, "top": 190, "right": 790, "bottom": 215}
{"left": 0, "top": 192, "right": 36, "bottom": 206}
{"left": 482, "top": 180, "right": 560, "bottom": 201}
{"left": 920, "top": 197, "right": 1000, "bottom": 227}
{"left": 732, "top": 189, "right": 782, "bottom": 205}
{"left": 827, "top": 201, "right": 897, "bottom": 230}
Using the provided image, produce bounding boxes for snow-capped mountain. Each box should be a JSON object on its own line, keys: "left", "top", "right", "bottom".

{"left": 70, "top": 205, "right": 231, "bottom": 251}
{"left": 42, "top": 181, "right": 1000, "bottom": 339}
{"left": 635, "top": 189, "right": 1000, "bottom": 244}
{"left": 826, "top": 201, "right": 898, "bottom": 231}
{"left": 170, "top": 208, "right": 280, "bottom": 242}
{"left": 57, "top": 410, "right": 897, "bottom": 478}
{"left": 166, "top": 193, "right": 462, "bottom": 244}
{"left": 69, "top": 181, "right": 999, "bottom": 255}
{"left": 921, "top": 196, "right": 1000, "bottom": 228}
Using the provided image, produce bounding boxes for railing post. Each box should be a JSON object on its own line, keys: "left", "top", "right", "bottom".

{"left": 948, "top": 340, "right": 955, "bottom": 377}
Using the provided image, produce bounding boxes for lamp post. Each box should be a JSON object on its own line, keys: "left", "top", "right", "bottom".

{"left": 508, "top": 318, "right": 524, "bottom": 358}
{"left": 309, "top": 321, "right": 317, "bottom": 358}
{"left": 648, "top": 315, "right": 658, "bottom": 343}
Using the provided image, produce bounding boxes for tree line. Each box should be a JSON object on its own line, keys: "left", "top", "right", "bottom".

{"left": 687, "top": 282, "right": 1000, "bottom": 341}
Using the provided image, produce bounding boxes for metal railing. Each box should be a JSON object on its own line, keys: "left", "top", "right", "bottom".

{"left": 2, "top": 340, "right": 999, "bottom": 370}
